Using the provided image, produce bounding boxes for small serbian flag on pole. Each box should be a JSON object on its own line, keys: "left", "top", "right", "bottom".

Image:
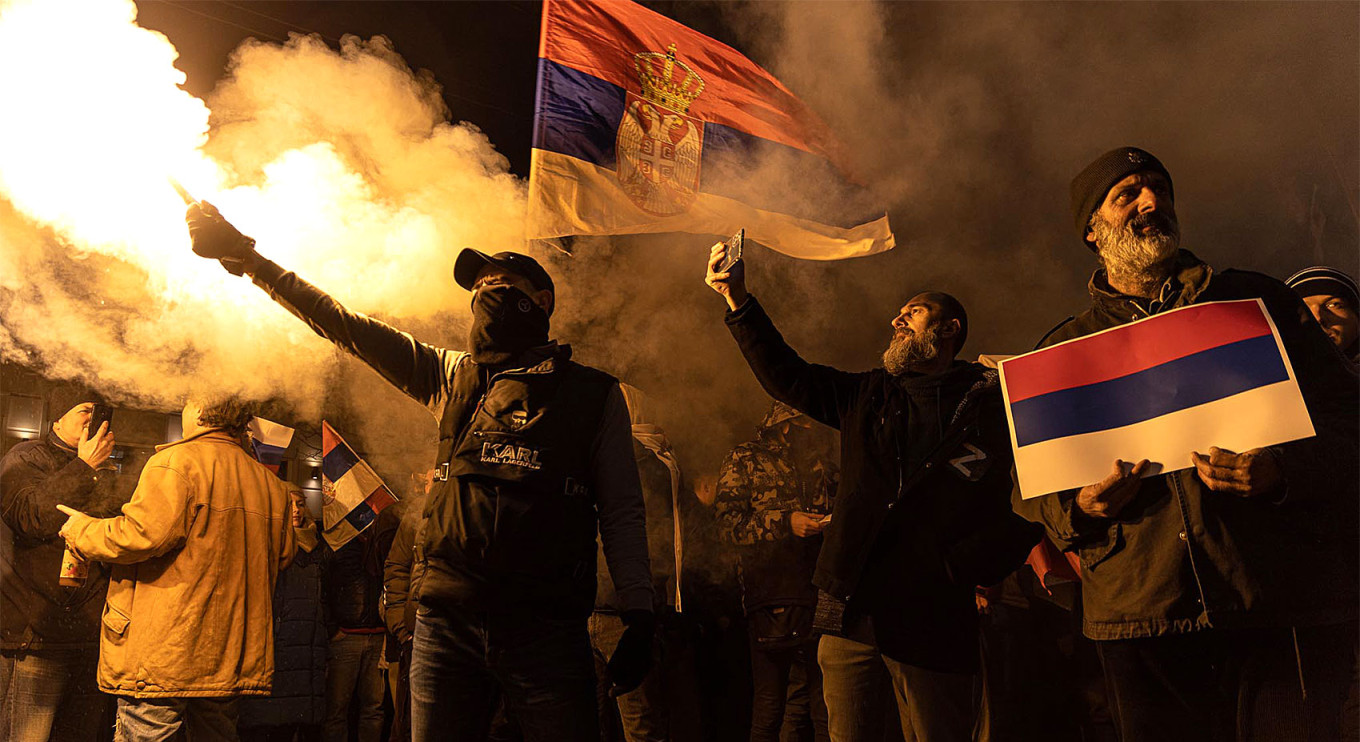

{"left": 1001, "top": 300, "right": 1315, "bottom": 499}
{"left": 529, "top": 0, "right": 894, "bottom": 260}
{"left": 247, "top": 417, "right": 294, "bottom": 480}
{"left": 320, "top": 421, "right": 399, "bottom": 550}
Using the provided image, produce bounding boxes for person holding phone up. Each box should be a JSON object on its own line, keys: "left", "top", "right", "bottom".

{"left": 705, "top": 241, "right": 1041, "bottom": 742}
{"left": 1, "top": 388, "right": 127, "bottom": 742}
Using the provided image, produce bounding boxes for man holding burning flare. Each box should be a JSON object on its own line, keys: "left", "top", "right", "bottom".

{"left": 184, "top": 203, "right": 654, "bottom": 742}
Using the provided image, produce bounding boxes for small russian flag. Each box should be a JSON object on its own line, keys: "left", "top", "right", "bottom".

{"left": 1001, "top": 300, "right": 1315, "bottom": 499}
{"left": 247, "top": 417, "right": 295, "bottom": 480}
{"left": 320, "top": 421, "right": 399, "bottom": 550}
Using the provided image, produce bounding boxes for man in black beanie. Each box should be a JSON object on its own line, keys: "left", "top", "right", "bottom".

{"left": 0, "top": 388, "right": 126, "bottom": 742}
{"left": 1016, "top": 147, "right": 1359, "bottom": 741}
{"left": 1286, "top": 265, "right": 1359, "bottom": 365}
{"left": 183, "top": 203, "right": 654, "bottom": 742}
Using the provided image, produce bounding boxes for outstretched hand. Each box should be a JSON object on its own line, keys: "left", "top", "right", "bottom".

{"left": 186, "top": 201, "right": 257, "bottom": 276}
{"left": 56, "top": 503, "right": 94, "bottom": 547}
{"left": 705, "top": 241, "right": 748, "bottom": 311}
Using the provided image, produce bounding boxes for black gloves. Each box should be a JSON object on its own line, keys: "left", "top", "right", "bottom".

{"left": 606, "top": 609, "right": 655, "bottom": 696}
{"left": 185, "top": 201, "right": 256, "bottom": 276}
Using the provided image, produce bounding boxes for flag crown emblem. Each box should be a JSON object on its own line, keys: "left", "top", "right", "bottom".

{"left": 634, "top": 44, "right": 704, "bottom": 114}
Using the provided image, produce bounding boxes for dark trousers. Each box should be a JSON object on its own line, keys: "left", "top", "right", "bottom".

{"left": 409, "top": 604, "right": 598, "bottom": 742}
{"left": 749, "top": 633, "right": 829, "bottom": 742}
{"left": 0, "top": 647, "right": 109, "bottom": 742}
{"left": 388, "top": 642, "right": 412, "bottom": 742}
{"left": 1097, "top": 622, "right": 1358, "bottom": 742}
{"left": 324, "top": 632, "right": 385, "bottom": 742}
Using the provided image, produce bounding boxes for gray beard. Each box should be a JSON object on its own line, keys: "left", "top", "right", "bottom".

{"left": 882, "top": 324, "right": 939, "bottom": 376}
{"left": 1091, "top": 212, "right": 1180, "bottom": 295}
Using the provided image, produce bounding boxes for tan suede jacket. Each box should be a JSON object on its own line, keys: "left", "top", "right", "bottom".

{"left": 62, "top": 430, "right": 298, "bottom": 697}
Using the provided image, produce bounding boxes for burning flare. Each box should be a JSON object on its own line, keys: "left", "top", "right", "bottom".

{"left": 0, "top": 0, "right": 526, "bottom": 412}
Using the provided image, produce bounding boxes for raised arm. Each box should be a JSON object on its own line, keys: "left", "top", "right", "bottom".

{"left": 186, "top": 203, "right": 463, "bottom": 417}
{"left": 704, "top": 242, "right": 864, "bottom": 429}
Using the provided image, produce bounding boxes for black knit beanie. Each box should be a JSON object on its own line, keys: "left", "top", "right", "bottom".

{"left": 1286, "top": 266, "right": 1359, "bottom": 307}
{"left": 1070, "top": 147, "right": 1173, "bottom": 250}
{"left": 47, "top": 385, "right": 107, "bottom": 426}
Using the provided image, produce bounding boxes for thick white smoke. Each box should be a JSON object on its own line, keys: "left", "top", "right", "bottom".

{"left": 0, "top": 0, "right": 525, "bottom": 426}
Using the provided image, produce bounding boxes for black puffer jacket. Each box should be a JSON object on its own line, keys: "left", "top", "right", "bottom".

{"left": 1016, "top": 251, "right": 1359, "bottom": 640}
{"left": 238, "top": 546, "right": 327, "bottom": 728}
{"left": 1, "top": 431, "right": 128, "bottom": 650}
{"left": 725, "top": 297, "right": 1041, "bottom": 673}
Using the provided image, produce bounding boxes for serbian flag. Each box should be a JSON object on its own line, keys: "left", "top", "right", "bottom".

{"left": 246, "top": 417, "right": 294, "bottom": 480}
{"left": 1001, "top": 300, "right": 1315, "bottom": 499}
{"left": 320, "top": 421, "right": 399, "bottom": 550}
{"left": 529, "top": 0, "right": 894, "bottom": 260}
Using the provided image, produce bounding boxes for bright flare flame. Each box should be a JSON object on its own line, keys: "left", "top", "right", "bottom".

{"left": 0, "top": 0, "right": 220, "bottom": 266}
{"left": 0, "top": 0, "right": 526, "bottom": 410}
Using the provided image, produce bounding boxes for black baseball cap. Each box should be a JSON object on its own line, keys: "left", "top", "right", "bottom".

{"left": 454, "top": 249, "right": 555, "bottom": 297}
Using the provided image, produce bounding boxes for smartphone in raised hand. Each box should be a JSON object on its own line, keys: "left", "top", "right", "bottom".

{"left": 716, "top": 228, "right": 744, "bottom": 274}
{"left": 87, "top": 403, "right": 113, "bottom": 438}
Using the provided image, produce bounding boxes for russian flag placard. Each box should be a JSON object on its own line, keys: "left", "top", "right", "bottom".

{"left": 247, "top": 416, "right": 295, "bottom": 480}
{"left": 1000, "top": 300, "right": 1315, "bottom": 499}
{"left": 320, "top": 421, "right": 399, "bottom": 550}
{"left": 529, "top": 0, "right": 894, "bottom": 260}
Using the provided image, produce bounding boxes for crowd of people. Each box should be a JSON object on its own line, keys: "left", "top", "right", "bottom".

{"left": 2, "top": 145, "right": 1356, "bottom": 742}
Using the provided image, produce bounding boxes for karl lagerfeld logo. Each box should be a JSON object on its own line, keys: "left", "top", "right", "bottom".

{"left": 481, "top": 441, "right": 543, "bottom": 470}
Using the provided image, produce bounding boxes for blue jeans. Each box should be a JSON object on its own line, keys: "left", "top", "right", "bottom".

{"left": 0, "top": 647, "right": 109, "bottom": 742}
{"left": 410, "top": 604, "right": 598, "bottom": 742}
{"left": 324, "top": 632, "right": 385, "bottom": 742}
{"left": 818, "top": 635, "right": 974, "bottom": 742}
{"left": 114, "top": 696, "right": 240, "bottom": 742}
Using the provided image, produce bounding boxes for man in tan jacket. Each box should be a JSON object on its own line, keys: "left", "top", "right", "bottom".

{"left": 58, "top": 397, "right": 300, "bottom": 742}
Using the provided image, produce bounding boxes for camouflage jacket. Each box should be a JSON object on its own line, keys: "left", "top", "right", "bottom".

{"left": 714, "top": 435, "right": 836, "bottom": 610}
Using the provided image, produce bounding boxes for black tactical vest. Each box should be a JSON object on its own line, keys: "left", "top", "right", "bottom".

{"left": 419, "top": 346, "right": 618, "bottom": 614}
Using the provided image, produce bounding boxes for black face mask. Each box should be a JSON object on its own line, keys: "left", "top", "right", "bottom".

{"left": 468, "top": 284, "right": 550, "bottom": 365}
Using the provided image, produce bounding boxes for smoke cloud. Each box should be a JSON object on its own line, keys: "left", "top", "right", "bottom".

{"left": 574, "top": 0, "right": 1359, "bottom": 475}
{"left": 1, "top": 0, "right": 1355, "bottom": 489}
{"left": 0, "top": 0, "right": 523, "bottom": 479}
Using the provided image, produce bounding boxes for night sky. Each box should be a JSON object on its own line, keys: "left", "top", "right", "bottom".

{"left": 136, "top": 1, "right": 744, "bottom": 178}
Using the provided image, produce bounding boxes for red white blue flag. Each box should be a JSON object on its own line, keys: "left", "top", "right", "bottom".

{"left": 528, "top": 0, "right": 894, "bottom": 260}
{"left": 320, "top": 421, "right": 399, "bottom": 550}
{"left": 1000, "top": 300, "right": 1315, "bottom": 499}
{"left": 247, "top": 417, "right": 294, "bottom": 480}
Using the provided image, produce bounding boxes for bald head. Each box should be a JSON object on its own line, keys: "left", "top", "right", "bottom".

{"left": 884, "top": 291, "right": 968, "bottom": 375}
